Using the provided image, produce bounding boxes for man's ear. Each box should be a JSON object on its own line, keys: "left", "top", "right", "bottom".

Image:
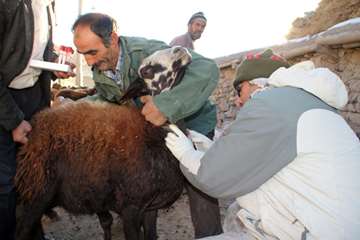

{"left": 110, "top": 32, "right": 118, "bottom": 45}
{"left": 187, "top": 24, "right": 192, "bottom": 32}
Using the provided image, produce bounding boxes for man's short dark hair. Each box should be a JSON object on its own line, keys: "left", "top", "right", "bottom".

{"left": 72, "top": 13, "right": 117, "bottom": 47}
{"left": 188, "top": 12, "right": 207, "bottom": 25}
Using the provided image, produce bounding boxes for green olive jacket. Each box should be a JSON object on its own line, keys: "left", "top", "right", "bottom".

{"left": 92, "top": 36, "right": 218, "bottom": 134}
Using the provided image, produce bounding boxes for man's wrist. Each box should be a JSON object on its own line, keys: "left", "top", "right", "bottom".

{"left": 153, "top": 94, "right": 181, "bottom": 122}
{"left": 179, "top": 149, "right": 204, "bottom": 175}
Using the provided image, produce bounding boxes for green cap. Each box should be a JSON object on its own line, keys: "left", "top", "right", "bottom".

{"left": 233, "top": 49, "right": 290, "bottom": 90}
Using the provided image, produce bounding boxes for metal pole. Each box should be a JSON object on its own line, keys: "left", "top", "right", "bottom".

{"left": 75, "top": 0, "right": 84, "bottom": 86}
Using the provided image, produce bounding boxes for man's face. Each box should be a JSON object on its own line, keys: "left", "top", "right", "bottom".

{"left": 188, "top": 19, "right": 206, "bottom": 40}
{"left": 73, "top": 25, "right": 119, "bottom": 71}
{"left": 234, "top": 81, "right": 252, "bottom": 108}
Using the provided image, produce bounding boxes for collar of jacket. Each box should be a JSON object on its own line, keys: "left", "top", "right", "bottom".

{"left": 92, "top": 36, "right": 149, "bottom": 103}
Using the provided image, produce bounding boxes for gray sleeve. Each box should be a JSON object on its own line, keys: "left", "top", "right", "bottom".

{"left": 181, "top": 97, "right": 297, "bottom": 199}
{"left": 169, "top": 35, "right": 193, "bottom": 49}
{"left": 169, "top": 36, "right": 182, "bottom": 47}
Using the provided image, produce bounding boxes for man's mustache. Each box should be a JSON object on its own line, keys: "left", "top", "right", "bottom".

{"left": 93, "top": 60, "right": 105, "bottom": 68}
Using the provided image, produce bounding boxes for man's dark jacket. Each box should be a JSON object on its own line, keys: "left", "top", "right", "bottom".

{"left": 0, "top": 0, "right": 56, "bottom": 131}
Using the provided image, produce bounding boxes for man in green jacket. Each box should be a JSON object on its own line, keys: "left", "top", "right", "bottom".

{"left": 72, "top": 13, "right": 222, "bottom": 238}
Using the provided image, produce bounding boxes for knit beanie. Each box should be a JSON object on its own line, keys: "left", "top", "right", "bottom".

{"left": 188, "top": 12, "right": 207, "bottom": 25}
{"left": 233, "top": 49, "right": 290, "bottom": 90}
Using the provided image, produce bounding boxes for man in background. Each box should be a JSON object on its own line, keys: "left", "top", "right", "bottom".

{"left": 170, "top": 12, "right": 207, "bottom": 50}
{"left": 169, "top": 11, "right": 222, "bottom": 239}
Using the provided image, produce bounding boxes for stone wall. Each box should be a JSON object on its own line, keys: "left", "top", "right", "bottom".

{"left": 210, "top": 66, "right": 237, "bottom": 129}
{"left": 287, "top": 0, "right": 360, "bottom": 39}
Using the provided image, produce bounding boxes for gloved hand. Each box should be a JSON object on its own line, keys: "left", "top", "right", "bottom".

{"left": 165, "top": 124, "right": 204, "bottom": 175}
{"left": 188, "top": 129, "right": 214, "bottom": 151}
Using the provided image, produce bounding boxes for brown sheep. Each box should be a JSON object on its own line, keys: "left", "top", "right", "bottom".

{"left": 15, "top": 101, "right": 184, "bottom": 240}
{"left": 16, "top": 46, "right": 192, "bottom": 240}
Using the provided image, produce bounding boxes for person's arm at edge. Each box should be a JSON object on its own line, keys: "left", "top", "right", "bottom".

{"left": 0, "top": 1, "right": 25, "bottom": 132}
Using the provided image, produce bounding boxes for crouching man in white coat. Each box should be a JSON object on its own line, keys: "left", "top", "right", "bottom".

{"left": 165, "top": 49, "right": 360, "bottom": 240}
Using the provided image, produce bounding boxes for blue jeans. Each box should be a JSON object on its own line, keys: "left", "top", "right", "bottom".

{"left": 0, "top": 129, "right": 17, "bottom": 240}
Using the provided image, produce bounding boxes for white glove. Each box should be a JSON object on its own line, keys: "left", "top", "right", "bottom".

{"left": 165, "top": 124, "right": 203, "bottom": 175}
{"left": 188, "top": 129, "right": 214, "bottom": 151}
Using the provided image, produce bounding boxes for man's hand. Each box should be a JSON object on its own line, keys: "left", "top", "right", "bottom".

{"left": 53, "top": 60, "right": 76, "bottom": 79}
{"left": 140, "top": 95, "right": 167, "bottom": 126}
{"left": 12, "top": 120, "right": 32, "bottom": 144}
{"left": 165, "top": 124, "right": 203, "bottom": 174}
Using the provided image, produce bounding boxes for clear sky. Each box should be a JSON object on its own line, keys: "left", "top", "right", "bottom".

{"left": 54, "top": 0, "right": 321, "bottom": 59}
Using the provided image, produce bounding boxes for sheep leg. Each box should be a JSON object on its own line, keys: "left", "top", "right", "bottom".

{"left": 121, "top": 205, "right": 142, "bottom": 240}
{"left": 97, "top": 211, "right": 113, "bottom": 240}
{"left": 142, "top": 210, "right": 158, "bottom": 240}
{"left": 44, "top": 208, "right": 60, "bottom": 221}
{"left": 16, "top": 184, "right": 57, "bottom": 240}
{"left": 16, "top": 199, "right": 53, "bottom": 240}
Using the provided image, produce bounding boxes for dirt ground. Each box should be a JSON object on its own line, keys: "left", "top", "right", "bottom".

{"left": 42, "top": 193, "right": 230, "bottom": 240}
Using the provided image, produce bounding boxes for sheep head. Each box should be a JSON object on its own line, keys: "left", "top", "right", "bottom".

{"left": 119, "top": 46, "right": 192, "bottom": 104}
{"left": 138, "top": 46, "right": 192, "bottom": 95}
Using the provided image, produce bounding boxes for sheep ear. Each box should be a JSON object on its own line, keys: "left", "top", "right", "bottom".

{"left": 140, "top": 65, "right": 154, "bottom": 79}
{"left": 172, "top": 59, "right": 182, "bottom": 73}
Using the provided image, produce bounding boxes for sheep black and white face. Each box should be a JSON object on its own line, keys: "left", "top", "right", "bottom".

{"left": 139, "top": 46, "right": 192, "bottom": 95}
